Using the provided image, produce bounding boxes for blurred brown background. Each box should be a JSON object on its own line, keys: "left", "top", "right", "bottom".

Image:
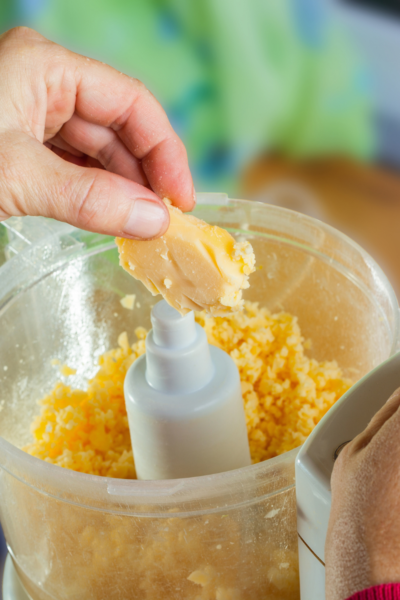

{"left": 242, "top": 156, "right": 400, "bottom": 296}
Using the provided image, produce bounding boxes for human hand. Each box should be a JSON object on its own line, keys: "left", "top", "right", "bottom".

{"left": 0, "top": 27, "right": 195, "bottom": 239}
{"left": 325, "top": 387, "right": 400, "bottom": 600}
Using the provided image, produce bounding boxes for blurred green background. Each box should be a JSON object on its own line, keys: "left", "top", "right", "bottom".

{"left": 0, "top": 0, "right": 374, "bottom": 196}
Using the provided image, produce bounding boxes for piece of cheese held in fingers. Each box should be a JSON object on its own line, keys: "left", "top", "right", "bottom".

{"left": 116, "top": 200, "right": 256, "bottom": 316}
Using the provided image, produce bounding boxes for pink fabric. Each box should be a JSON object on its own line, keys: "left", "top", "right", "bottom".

{"left": 347, "top": 584, "right": 400, "bottom": 600}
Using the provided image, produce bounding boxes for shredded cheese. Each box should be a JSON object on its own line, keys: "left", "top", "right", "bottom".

{"left": 120, "top": 294, "right": 136, "bottom": 310}
{"left": 24, "top": 302, "right": 351, "bottom": 476}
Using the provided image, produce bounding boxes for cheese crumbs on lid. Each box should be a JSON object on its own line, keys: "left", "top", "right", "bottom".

{"left": 24, "top": 302, "right": 351, "bottom": 475}
{"left": 120, "top": 294, "right": 136, "bottom": 310}
{"left": 116, "top": 200, "right": 256, "bottom": 316}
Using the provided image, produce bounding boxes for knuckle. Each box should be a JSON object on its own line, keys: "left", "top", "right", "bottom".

{"left": 0, "top": 27, "right": 48, "bottom": 71}
{"left": 129, "top": 77, "right": 147, "bottom": 93}
{"left": 0, "top": 26, "right": 44, "bottom": 46}
{"left": 70, "top": 171, "right": 109, "bottom": 229}
{"left": 9, "top": 26, "right": 38, "bottom": 39}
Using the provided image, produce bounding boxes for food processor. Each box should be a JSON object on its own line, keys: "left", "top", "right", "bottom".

{"left": 0, "top": 193, "right": 399, "bottom": 600}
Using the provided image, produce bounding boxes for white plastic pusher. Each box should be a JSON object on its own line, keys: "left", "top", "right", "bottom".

{"left": 124, "top": 300, "right": 251, "bottom": 480}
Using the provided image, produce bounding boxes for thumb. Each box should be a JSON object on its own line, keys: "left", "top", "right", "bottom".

{"left": 0, "top": 134, "right": 170, "bottom": 239}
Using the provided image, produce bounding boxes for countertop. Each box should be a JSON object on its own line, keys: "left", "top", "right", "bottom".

{"left": 242, "top": 156, "right": 400, "bottom": 299}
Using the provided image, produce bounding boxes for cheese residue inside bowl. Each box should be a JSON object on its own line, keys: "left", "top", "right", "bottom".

{"left": 24, "top": 302, "right": 351, "bottom": 476}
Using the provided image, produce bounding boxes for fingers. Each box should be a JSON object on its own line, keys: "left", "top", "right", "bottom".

{"left": 0, "top": 132, "right": 169, "bottom": 239}
{"left": 0, "top": 28, "right": 195, "bottom": 211}
{"left": 71, "top": 58, "right": 195, "bottom": 211}
{"left": 56, "top": 115, "right": 149, "bottom": 187}
{"left": 45, "top": 137, "right": 84, "bottom": 158}
{"left": 46, "top": 141, "right": 104, "bottom": 169}
{"left": 353, "top": 387, "right": 400, "bottom": 451}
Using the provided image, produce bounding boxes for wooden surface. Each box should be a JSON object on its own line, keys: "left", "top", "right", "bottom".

{"left": 241, "top": 156, "right": 400, "bottom": 298}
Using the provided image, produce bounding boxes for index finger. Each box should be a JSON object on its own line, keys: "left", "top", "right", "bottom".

{"left": 70, "top": 56, "right": 195, "bottom": 212}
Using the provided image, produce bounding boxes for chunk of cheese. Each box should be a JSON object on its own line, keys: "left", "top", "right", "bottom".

{"left": 116, "top": 201, "right": 256, "bottom": 315}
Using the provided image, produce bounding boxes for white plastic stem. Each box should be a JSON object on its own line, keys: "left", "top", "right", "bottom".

{"left": 146, "top": 302, "right": 214, "bottom": 394}
{"left": 151, "top": 301, "right": 196, "bottom": 348}
{"left": 124, "top": 300, "right": 251, "bottom": 480}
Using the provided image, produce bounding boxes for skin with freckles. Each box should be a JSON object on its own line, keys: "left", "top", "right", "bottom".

{"left": 0, "top": 27, "right": 195, "bottom": 239}
{"left": 326, "top": 387, "right": 400, "bottom": 600}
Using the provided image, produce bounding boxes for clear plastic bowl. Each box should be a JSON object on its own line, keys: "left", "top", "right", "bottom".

{"left": 0, "top": 194, "right": 398, "bottom": 600}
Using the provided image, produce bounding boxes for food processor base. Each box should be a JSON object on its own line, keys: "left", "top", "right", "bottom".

{"left": 298, "top": 535, "right": 325, "bottom": 598}
{"left": 2, "top": 555, "right": 29, "bottom": 600}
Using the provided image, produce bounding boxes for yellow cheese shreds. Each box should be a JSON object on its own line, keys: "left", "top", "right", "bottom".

{"left": 24, "top": 302, "right": 351, "bottom": 476}
{"left": 196, "top": 302, "right": 351, "bottom": 463}
{"left": 60, "top": 364, "right": 77, "bottom": 376}
{"left": 23, "top": 330, "right": 146, "bottom": 478}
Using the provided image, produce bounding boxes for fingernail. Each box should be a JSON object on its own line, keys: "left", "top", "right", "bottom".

{"left": 123, "top": 199, "right": 167, "bottom": 239}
